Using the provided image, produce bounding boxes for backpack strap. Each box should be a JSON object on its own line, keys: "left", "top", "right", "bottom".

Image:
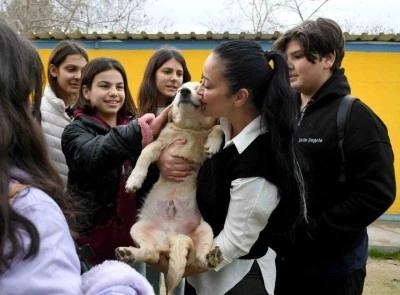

{"left": 337, "top": 94, "right": 357, "bottom": 183}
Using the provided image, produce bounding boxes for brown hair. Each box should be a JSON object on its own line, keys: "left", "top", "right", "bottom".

{"left": 272, "top": 18, "right": 345, "bottom": 71}
{"left": 74, "top": 57, "right": 136, "bottom": 116}
{"left": 136, "top": 45, "right": 191, "bottom": 117}
{"left": 0, "top": 21, "right": 77, "bottom": 273}
{"left": 47, "top": 40, "right": 88, "bottom": 97}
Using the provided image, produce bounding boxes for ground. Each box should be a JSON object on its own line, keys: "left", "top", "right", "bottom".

{"left": 364, "top": 258, "right": 400, "bottom": 295}
{"left": 160, "top": 258, "right": 400, "bottom": 294}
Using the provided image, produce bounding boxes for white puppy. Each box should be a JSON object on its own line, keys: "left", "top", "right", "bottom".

{"left": 115, "top": 82, "right": 223, "bottom": 295}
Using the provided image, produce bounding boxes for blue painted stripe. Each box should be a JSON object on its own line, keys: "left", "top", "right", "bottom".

{"left": 31, "top": 39, "right": 400, "bottom": 52}
{"left": 379, "top": 214, "right": 400, "bottom": 221}
{"left": 345, "top": 42, "right": 400, "bottom": 52}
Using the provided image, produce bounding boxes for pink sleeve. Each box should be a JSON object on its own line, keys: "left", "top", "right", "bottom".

{"left": 138, "top": 113, "right": 155, "bottom": 148}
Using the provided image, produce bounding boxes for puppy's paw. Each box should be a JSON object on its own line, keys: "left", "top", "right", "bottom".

{"left": 115, "top": 247, "right": 137, "bottom": 264}
{"left": 204, "top": 136, "right": 222, "bottom": 157}
{"left": 206, "top": 246, "right": 223, "bottom": 269}
{"left": 205, "top": 126, "right": 223, "bottom": 157}
{"left": 125, "top": 175, "right": 142, "bottom": 192}
{"left": 204, "top": 142, "right": 217, "bottom": 157}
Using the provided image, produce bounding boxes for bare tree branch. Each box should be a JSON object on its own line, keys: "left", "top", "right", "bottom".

{"left": 286, "top": 0, "right": 330, "bottom": 21}
{"left": 0, "top": 0, "right": 162, "bottom": 33}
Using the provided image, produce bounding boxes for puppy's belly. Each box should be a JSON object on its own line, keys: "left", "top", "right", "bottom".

{"left": 139, "top": 183, "right": 202, "bottom": 235}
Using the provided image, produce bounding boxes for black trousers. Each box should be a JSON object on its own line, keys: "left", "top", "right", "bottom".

{"left": 185, "top": 261, "right": 269, "bottom": 295}
{"left": 274, "top": 256, "right": 366, "bottom": 295}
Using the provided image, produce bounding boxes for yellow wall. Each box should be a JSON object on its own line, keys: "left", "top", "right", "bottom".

{"left": 38, "top": 48, "right": 400, "bottom": 215}
{"left": 343, "top": 52, "right": 399, "bottom": 214}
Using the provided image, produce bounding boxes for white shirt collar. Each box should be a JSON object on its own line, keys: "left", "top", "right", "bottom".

{"left": 220, "top": 115, "right": 267, "bottom": 154}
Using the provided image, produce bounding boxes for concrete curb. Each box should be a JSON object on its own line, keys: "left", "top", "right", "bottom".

{"left": 367, "top": 220, "right": 400, "bottom": 253}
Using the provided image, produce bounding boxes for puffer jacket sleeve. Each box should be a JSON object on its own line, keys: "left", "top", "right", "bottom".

{"left": 61, "top": 118, "right": 143, "bottom": 176}
{"left": 1, "top": 187, "right": 82, "bottom": 295}
{"left": 81, "top": 260, "right": 155, "bottom": 295}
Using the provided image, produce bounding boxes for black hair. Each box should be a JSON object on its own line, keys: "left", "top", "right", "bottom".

{"left": 213, "top": 40, "right": 308, "bottom": 232}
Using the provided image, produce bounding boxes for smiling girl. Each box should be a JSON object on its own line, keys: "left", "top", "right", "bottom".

{"left": 41, "top": 40, "right": 88, "bottom": 186}
{"left": 61, "top": 57, "right": 170, "bottom": 266}
{"left": 136, "top": 45, "right": 191, "bottom": 117}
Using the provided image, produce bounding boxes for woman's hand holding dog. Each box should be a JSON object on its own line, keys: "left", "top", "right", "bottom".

{"left": 158, "top": 139, "right": 195, "bottom": 182}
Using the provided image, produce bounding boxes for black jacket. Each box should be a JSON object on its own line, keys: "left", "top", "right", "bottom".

{"left": 292, "top": 69, "right": 396, "bottom": 258}
{"left": 61, "top": 115, "right": 143, "bottom": 229}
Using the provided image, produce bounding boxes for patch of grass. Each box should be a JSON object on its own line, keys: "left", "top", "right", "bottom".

{"left": 369, "top": 248, "right": 400, "bottom": 260}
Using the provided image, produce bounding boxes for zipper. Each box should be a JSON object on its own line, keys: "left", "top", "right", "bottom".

{"left": 297, "top": 99, "right": 314, "bottom": 126}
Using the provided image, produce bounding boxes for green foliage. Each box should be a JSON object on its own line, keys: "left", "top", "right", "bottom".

{"left": 369, "top": 248, "right": 400, "bottom": 260}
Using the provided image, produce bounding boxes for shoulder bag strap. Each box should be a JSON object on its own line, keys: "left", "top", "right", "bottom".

{"left": 337, "top": 94, "right": 357, "bottom": 182}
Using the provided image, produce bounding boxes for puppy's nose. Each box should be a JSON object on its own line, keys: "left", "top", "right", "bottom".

{"left": 180, "top": 88, "right": 191, "bottom": 96}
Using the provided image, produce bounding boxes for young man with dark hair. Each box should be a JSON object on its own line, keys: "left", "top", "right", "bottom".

{"left": 272, "top": 17, "right": 396, "bottom": 295}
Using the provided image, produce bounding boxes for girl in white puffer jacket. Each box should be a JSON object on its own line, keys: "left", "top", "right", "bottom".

{"left": 40, "top": 40, "right": 88, "bottom": 186}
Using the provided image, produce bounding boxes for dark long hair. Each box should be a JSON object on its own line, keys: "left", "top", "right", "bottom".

{"left": 47, "top": 40, "right": 89, "bottom": 97}
{"left": 73, "top": 57, "right": 136, "bottom": 116}
{"left": 213, "top": 40, "right": 308, "bottom": 230}
{"left": 136, "top": 45, "right": 191, "bottom": 116}
{"left": 0, "top": 22, "right": 76, "bottom": 273}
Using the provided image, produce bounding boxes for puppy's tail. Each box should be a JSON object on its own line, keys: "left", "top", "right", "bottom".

{"left": 166, "top": 235, "right": 194, "bottom": 295}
